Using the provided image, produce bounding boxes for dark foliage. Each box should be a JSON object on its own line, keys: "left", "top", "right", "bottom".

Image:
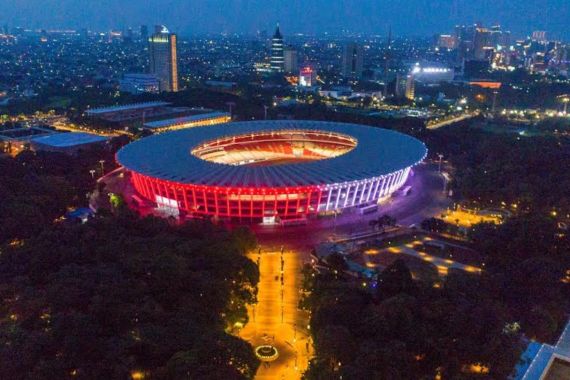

{"left": 0, "top": 211, "right": 260, "bottom": 379}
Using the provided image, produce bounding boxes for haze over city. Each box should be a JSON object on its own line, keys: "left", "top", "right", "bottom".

{"left": 4, "top": 0, "right": 570, "bottom": 38}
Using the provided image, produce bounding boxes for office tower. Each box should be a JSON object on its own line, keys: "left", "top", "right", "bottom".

{"left": 149, "top": 25, "right": 179, "bottom": 92}
{"left": 270, "top": 24, "right": 284, "bottom": 73}
{"left": 437, "top": 35, "right": 458, "bottom": 49}
{"left": 124, "top": 28, "right": 134, "bottom": 43}
{"left": 299, "top": 65, "right": 316, "bottom": 87}
{"left": 405, "top": 75, "right": 415, "bottom": 101}
{"left": 455, "top": 24, "right": 475, "bottom": 62}
{"left": 342, "top": 42, "right": 364, "bottom": 79}
{"left": 532, "top": 31, "right": 548, "bottom": 43}
{"left": 140, "top": 25, "right": 148, "bottom": 42}
{"left": 284, "top": 46, "right": 298, "bottom": 73}
{"left": 473, "top": 26, "right": 492, "bottom": 61}
{"left": 489, "top": 25, "right": 510, "bottom": 49}
{"left": 395, "top": 74, "right": 406, "bottom": 98}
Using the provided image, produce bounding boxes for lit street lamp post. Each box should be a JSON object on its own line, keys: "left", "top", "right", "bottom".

{"left": 437, "top": 153, "right": 444, "bottom": 173}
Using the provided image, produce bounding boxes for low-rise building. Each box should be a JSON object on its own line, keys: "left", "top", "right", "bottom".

{"left": 142, "top": 111, "right": 231, "bottom": 133}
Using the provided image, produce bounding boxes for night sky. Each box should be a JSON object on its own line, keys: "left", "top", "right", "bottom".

{"left": 4, "top": 0, "right": 570, "bottom": 39}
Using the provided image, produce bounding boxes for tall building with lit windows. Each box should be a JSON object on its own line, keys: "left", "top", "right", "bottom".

{"left": 270, "top": 24, "right": 285, "bottom": 73}
{"left": 284, "top": 46, "right": 298, "bottom": 73}
{"left": 149, "top": 25, "right": 179, "bottom": 92}
{"left": 341, "top": 42, "right": 364, "bottom": 79}
{"left": 405, "top": 75, "right": 415, "bottom": 101}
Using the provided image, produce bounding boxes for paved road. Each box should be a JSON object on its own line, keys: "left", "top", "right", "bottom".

{"left": 254, "top": 162, "right": 451, "bottom": 255}
{"left": 239, "top": 250, "right": 312, "bottom": 380}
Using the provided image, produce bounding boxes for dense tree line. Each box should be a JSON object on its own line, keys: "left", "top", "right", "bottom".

{"left": 0, "top": 147, "right": 261, "bottom": 379}
{"left": 0, "top": 141, "right": 127, "bottom": 245}
{"left": 304, "top": 214, "right": 570, "bottom": 379}
{"left": 303, "top": 260, "right": 521, "bottom": 379}
{"left": 422, "top": 125, "right": 570, "bottom": 214}
{"left": 0, "top": 210, "right": 260, "bottom": 379}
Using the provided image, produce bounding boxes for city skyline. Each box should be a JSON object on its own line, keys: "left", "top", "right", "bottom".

{"left": 3, "top": 0, "right": 570, "bottom": 39}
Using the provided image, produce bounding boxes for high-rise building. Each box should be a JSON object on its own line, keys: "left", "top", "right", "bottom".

{"left": 490, "top": 25, "right": 510, "bottom": 48}
{"left": 124, "top": 28, "right": 134, "bottom": 44}
{"left": 532, "top": 31, "right": 548, "bottom": 43}
{"left": 342, "top": 42, "right": 364, "bottom": 79}
{"left": 473, "top": 27, "right": 492, "bottom": 60}
{"left": 270, "top": 24, "right": 284, "bottom": 73}
{"left": 436, "top": 35, "right": 458, "bottom": 50}
{"left": 395, "top": 74, "right": 407, "bottom": 98}
{"left": 284, "top": 46, "right": 298, "bottom": 73}
{"left": 405, "top": 75, "right": 415, "bottom": 101}
{"left": 299, "top": 65, "right": 317, "bottom": 87}
{"left": 140, "top": 25, "right": 148, "bottom": 42}
{"left": 149, "top": 25, "right": 179, "bottom": 92}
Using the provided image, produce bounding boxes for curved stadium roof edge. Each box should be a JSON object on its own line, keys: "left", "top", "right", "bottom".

{"left": 116, "top": 120, "right": 427, "bottom": 188}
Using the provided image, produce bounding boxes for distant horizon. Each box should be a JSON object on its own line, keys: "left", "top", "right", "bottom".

{"left": 3, "top": 0, "right": 569, "bottom": 41}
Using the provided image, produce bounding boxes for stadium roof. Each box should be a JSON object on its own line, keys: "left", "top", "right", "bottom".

{"left": 117, "top": 120, "right": 427, "bottom": 188}
{"left": 32, "top": 132, "right": 108, "bottom": 147}
{"left": 143, "top": 112, "right": 231, "bottom": 129}
{"left": 85, "top": 101, "right": 171, "bottom": 115}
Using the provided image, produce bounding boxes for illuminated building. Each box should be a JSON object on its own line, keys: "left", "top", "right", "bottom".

{"left": 342, "top": 42, "right": 364, "bottom": 79}
{"left": 473, "top": 27, "right": 492, "bottom": 61}
{"left": 85, "top": 101, "right": 173, "bottom": 122}
{"left": 119, "top": 74, "right": 159, "bottom": 94}
{"left": 284, "top": 46, "right": 298, "bottom": 73}
{"left": 117, "top": 121, "right": 426, "bottom": 222}
{"left": 436, "top": 35, "right": 457, "bottom": 50}
{"left": 270, "top": 24, "right": 284, "bottom": 73}
{"left": 149, "top": 25, "right": 179, "bottom": 92}
{"left": 532, "top": 31, "right": 548, "bottom": 43}
{"left": 411, "top": 63, "right": 454, "bottom": 83}
{"left": 298, "top": 65, "right": 316, "bottom": 87}
{"left": 142, "top": 112, "right": 231, "bottom": 133}
{"left": 405, "top": 75, "right": 415, "bottom": 101}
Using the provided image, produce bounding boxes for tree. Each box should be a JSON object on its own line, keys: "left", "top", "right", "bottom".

{"left": 421, "top": 217, "right": 447, "bottom": 233}
{"left": 325, "top": 252, "right": 348, "bottom": 273}
{"left": 377, "top": 259, "right": 417, "bottom": 300}
{"left": 0, "top": 212, "right": 260, "bottom": 379}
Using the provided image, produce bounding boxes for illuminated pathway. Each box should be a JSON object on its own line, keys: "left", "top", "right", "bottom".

{"left": 240, "top": 249, "right": 312, "bottom": 380}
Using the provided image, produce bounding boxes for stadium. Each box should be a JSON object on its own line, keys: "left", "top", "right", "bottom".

{"left": 116, "top": 120, "right": 427, "bottom": 222}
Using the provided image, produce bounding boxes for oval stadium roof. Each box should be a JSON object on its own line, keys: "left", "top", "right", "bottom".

{"left": 117, "top": 120, "right": 427, "bottom": 188}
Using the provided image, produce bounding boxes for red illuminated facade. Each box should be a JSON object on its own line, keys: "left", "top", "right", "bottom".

{"left": 117, "top": 120, "right": 427, "bottom": 221}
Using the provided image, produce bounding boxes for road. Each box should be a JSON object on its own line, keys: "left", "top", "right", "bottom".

{"left": 254, "top": 162, "right": 451, "bottom": 253}
{"left": 239, "top": 249, "right": 312, "bottom": 380}
{"left": 426, "top": 111, "right": 480, "bottom": 130}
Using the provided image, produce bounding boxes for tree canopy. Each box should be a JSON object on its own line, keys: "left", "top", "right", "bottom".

{"left": 0, "top": 211, "right": 260, "bottom": 379}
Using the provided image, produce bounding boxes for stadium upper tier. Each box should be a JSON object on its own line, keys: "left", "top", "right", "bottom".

{"left": 117, "top": 120, "right": 427, "bottom": 188}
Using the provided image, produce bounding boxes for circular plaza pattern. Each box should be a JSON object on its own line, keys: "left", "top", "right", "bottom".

{"left": 117, "top": 120, "right": 427, "bottom": 221}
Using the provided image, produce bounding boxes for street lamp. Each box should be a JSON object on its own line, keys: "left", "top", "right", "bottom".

{"left": 226, "top": 101, "right": 236, "bottom": 119}
{"left": 437, "top": 153, "right": 444, "bottom": 173}
{"left": 89, "top": 169, "right": 96, "bottom": 179}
